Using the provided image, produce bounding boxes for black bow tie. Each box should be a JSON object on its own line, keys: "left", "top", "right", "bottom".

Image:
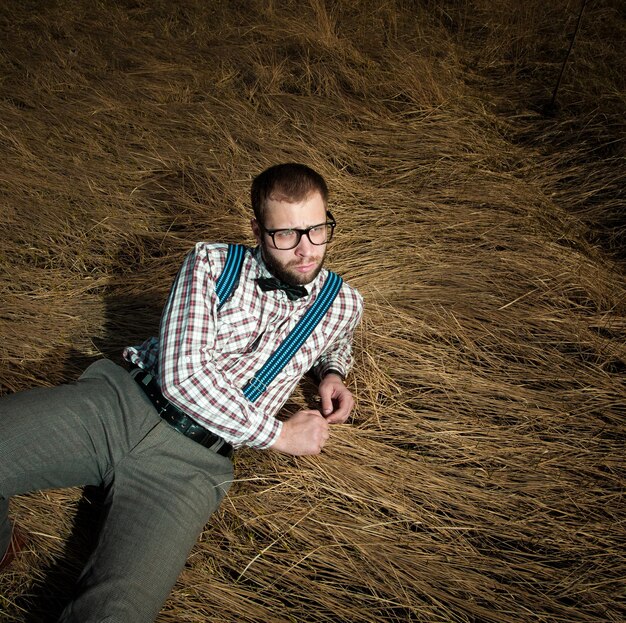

{"left": 257, "top": 277, "right": 308, "bottom": 301}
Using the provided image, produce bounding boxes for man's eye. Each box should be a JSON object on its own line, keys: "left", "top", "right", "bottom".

{"left": 311, "top": 225, "right": 324, "bottom": 233}
{"left": 276, "top": 230, "right": 295, "bottom": 238}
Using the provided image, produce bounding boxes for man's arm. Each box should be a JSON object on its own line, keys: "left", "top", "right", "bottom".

{"left": 158, "top": 245, "right": 282, "bottom": 449}
{"left": 313, "top": 289, "right": 363, "bottom": 424}
{"left": 270, "top": 287, "right": 363, "bottom": 453}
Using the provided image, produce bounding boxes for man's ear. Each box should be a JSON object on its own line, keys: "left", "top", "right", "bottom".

{"left": 251, "top": 218, "right": 262, "bottom": 244}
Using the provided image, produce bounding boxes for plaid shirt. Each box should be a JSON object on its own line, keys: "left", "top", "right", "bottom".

{"left": 124, "top": 243, "right": 363, "bottom": 449}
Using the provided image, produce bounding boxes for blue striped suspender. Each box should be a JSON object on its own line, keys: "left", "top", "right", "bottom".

{"left": 215, "top": 244, "right": 246, "bottom": 310}
{"left": 242, "top": 271, "right": 342, "bottom": 401}
{"left": 214, "top": 244, "right": 343, "bottom": 402}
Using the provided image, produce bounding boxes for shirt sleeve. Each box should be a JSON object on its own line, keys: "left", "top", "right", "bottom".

{"left": 157, "top": 244, "right": 282, "bottom": 449}
{"left": 311, "top": 287, "right": 364, "bottom": 380}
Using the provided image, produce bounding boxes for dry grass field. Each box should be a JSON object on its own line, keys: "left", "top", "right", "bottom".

{"left": 1, "top": 1, "right": 624, "bottom": 622}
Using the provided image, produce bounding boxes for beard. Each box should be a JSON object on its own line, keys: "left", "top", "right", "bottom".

{"left": 261, "top": 244, "right": 326, "bottom": 286}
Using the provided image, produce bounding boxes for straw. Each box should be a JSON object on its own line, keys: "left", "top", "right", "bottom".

{"left": 1, "top": 1, "right": 624, "bottom": 622}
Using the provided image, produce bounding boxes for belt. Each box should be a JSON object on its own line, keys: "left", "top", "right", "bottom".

{"left": 129, "top": 366, "right": 233, "bottom": 459}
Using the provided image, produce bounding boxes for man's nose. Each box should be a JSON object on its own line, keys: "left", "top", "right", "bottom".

{"left": 295, "top": 232, "right": 314, "bottom": 255}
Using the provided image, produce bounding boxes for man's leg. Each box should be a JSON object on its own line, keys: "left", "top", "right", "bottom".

{"left": 1, "top": 358, "right": 233, "bottom": 620}
{"left": 59, "top": 420, "right": 233, "bottom": 623}
{"left": 0, "top": 369, "right": 109, "bottom": 559}
{"left": 0, "top": 359, "right": 161, "bottom": 564}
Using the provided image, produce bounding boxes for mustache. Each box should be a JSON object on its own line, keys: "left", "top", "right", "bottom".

{"left": 288, "top": 257, "right": 322, "bottom": 267}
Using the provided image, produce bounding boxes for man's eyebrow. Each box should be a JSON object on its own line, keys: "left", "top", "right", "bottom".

{"left": 267, "top": 222, "right": 326, "bottom": 232}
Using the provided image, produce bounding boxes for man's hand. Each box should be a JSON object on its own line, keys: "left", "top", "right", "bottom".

{"left": 318, "top": 373, "right": 354, "bottom": 424}
{"left": 270, "top": 410, "right": 329, "bottom": 456}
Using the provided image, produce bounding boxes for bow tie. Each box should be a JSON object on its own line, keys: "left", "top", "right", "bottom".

{"left": 256, "top": 277, "right": 308, "bottom": 301}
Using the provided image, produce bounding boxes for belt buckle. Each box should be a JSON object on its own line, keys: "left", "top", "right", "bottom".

{"left": 212, "top": 438, "right": 233, "bottom": 459}
{"left": 207, "top": 436, "right": 224, "bottom": 453}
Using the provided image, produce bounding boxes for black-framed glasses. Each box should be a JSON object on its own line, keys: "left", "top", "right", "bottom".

{"left": 260, "top": 211, "right": 336, "bottom": 250}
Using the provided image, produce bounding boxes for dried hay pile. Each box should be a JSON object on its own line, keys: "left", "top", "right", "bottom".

{"left": 1, "top": 1, "right": 624, "bottom": 622}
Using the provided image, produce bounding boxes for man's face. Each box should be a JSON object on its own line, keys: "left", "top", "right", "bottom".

{"left": 252, "top": 191, "right": 328, "bottom": 286}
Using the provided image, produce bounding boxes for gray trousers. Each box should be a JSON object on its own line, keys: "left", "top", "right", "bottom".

{"left": 0, "top": 358, "right": 234, "bottom": 622}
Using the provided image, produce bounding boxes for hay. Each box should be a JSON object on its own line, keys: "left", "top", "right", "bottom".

{"left": 1, "top": 1, "right": 624, "bottom": 622}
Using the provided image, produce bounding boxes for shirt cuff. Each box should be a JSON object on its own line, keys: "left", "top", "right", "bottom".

{"left": 322, "top": 368, "right": 345, "bottom": 381}
{"left": 242, "top": 415, "right": 283, "bottom": 450}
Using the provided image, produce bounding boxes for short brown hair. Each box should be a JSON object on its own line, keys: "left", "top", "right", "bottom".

{"left": 251, "top": 163, "right": 328, "bottom": 222}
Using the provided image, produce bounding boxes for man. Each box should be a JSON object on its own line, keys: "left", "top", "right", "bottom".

{"left": 0, "top": 163, "right": 364, "bottom": 622}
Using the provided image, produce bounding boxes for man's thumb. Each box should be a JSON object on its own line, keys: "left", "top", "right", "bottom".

{"left": 321, "top": 395, "right": 333, "bottom": 415}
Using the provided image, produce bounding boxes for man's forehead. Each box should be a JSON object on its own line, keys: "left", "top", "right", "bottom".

{"left": 264, "top": 191, "right": 326, "bottom": 225}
